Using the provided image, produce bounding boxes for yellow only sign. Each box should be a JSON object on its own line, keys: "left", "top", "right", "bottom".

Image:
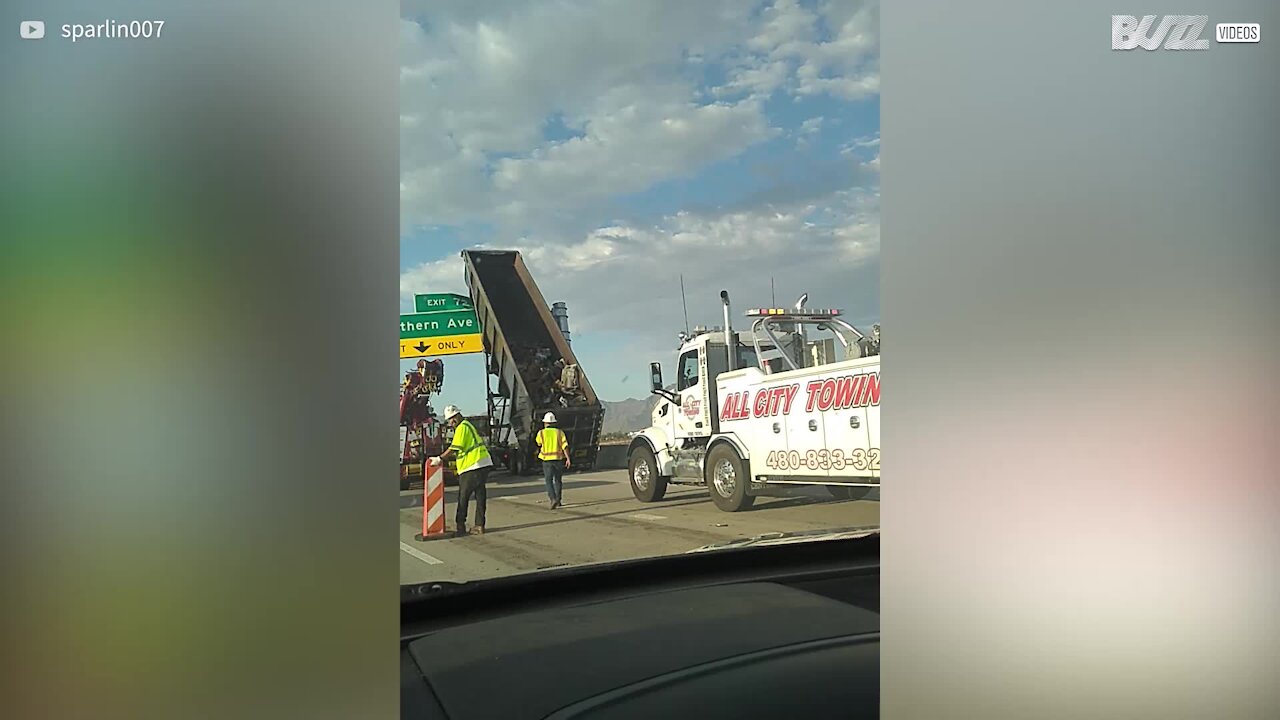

{"left": 400, "top": 333, "right": 484, "bottom": 359}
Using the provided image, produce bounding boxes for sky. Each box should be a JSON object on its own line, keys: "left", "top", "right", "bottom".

{"left": 400, "top": 0, "right": 880, "bottom": 410}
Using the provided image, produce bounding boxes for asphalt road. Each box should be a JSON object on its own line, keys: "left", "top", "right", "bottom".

{"left": 399, "top": 467, "right": 879, "bottom": 584}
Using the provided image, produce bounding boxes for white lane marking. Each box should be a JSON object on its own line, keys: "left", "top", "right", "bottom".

{"left": 630, "top": 513, "right": 668, "bottom": 521}
{"left": 399, "top": 542, "right": 443, "bottom": 565}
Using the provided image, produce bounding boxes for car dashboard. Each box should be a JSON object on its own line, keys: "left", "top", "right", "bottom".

{"left": 401, "top": 536, "right": 880, "bottom": 719}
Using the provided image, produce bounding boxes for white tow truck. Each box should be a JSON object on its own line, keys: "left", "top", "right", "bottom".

{"left": 627, "top": 291, "right": 880, "bottom": 512}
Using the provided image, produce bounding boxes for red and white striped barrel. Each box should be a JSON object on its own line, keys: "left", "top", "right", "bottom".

{"left": 421, "top": 461, "right": 447, "bottom": 537}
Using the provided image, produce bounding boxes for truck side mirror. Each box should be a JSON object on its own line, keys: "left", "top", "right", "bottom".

{"left": 649, "top": 362, "right": 663, "bottom": 392}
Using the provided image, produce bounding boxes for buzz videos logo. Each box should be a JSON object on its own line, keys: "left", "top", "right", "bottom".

{"left": 1112, "top": 15, "right": 1209, "bottom": 50}
{"left": 1112, "top": 15, "right": 1261, "bottom": 50}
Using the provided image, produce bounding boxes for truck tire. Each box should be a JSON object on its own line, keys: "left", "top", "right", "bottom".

{"left": 706, "top": 444, "right": 755, "bottom": 512}
{"left": 827, "top": 485, "right": 872, "bottom": 501}
{"left": 628, "top": 445, "right": 667, "bottom": 502}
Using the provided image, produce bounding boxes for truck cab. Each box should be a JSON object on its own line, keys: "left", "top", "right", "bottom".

{"left": 628, "top": 292, "right": 880, "bottom": 511}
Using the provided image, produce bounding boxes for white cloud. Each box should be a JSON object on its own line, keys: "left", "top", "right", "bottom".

{"left": 795, "top": 64, "right": 880, "bottom": 101}
{"left": 491, "top": 90, "right": 774, "bottom": 217}
{"left": 795, "top": 116, "right": 825, "bottom": 148}
{"left": 713, "top": 56, "right": 792, "bottom": 99}
{"left": 853, "top": 131, "right": 880, "bottom": 148}
{"left": 714, "top": 0, "right": 879, "bottom": 102}
{"left": 399, "top": 257, "right": 468, "bottom": 312}
{"left": 400, "top": 1, "right": 767, "bottom": 231}
{"left": 536, "top": 185, "right": 878, "bottom": 335}
{"left": 749, "top": 0, "right": 821, "bottom": 56}
{"left": 400, "top": 1, "right": 880, "bottom": 233}
{"left": 792, "top": 0, "right": 880, "bottom": 100}
{"left": 402, "top": 169, "right": 881, "bottom": 346}
{"left": 840, "top": 130, "right": 880, "bottom": 156}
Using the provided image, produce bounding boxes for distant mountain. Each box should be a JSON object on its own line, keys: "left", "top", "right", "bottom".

{"left": 600, "top": 383, "right": 683, "bottom": 436}
{"left": 601, "top": 395, "right": 661, "bottom": 436}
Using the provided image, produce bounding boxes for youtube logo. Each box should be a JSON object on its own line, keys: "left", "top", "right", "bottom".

{"left": 20, "top": 20, "right": 45, "bottom": 40}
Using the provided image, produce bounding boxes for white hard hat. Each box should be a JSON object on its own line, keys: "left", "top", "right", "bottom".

{"left": 443, "top": 405, "right": 462, "bottom": 420}
{"left": 543, "top": 412, "right": 557, "bottom": 423}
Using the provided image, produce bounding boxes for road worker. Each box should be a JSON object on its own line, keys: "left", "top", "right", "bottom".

{"left": 432, "top": 405, "right": 493, "bottom": 537}
{"left": 536, "top": 411, "right": 571, "bottom": 508}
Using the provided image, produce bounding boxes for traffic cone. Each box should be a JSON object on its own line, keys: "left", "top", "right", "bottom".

{"left": 416, "top": 460, "right": 447, "bottom": 540}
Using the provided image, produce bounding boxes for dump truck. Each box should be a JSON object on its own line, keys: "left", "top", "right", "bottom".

{"left": 627, "top": 291, "right": 880, "bottom": 512}
{"left": 462, "top": 250, "right": 605, "bottom": 475}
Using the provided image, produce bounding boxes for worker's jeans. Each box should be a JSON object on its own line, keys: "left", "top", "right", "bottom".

{"left": 456, "top": 467, "right": 490, "bottom": 529}
{"left": 543, "top": 460, "right": 565, "bottom": 504}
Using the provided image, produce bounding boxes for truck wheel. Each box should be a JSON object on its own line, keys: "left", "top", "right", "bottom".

{"left": 706, "top": 444, "right": 754, "bottom": 512}
{"left": 628, "top": 446, "right": 667, "bottom": 502}
{"left": 827, "top": 485, "right": 872, "bottom": 501}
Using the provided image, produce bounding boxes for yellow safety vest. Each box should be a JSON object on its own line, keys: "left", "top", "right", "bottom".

{"left": 537, "top": 427, "right": 569, "bottom": 461}
{"left": 449, "top": 420, "right": 493, "bottom": 473}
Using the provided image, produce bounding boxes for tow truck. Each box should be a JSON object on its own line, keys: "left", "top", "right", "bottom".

{"left": 627, "top": 291, "right": 880, "bottom": 512}
{"left": 400, "top": 360, "right": 456, "bottom": 490}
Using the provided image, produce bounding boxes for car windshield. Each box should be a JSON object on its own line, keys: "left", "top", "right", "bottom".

{"left": 399, "top": 4, "right": 880, "bottom": 587}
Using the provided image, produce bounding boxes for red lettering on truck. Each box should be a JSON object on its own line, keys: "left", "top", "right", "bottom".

{"left": 720, "top": 393, "right": 737, "bottom": 421}
{"left": 818, "top": 379, "right": 838, "bottom": 411}
{"left": 767, "top": 386, "right": 790, "bottom": 416}
{"left": 849, "top": 375, "right": 868, "bottom": 408}
{"left": 721, "top": 391, "right": 750, "bottom": 421}
{"left": 781, "top": 384, "right": 799, "bottom": 414}
{"left": 834, "top": 375, "right": 858, "bottom": 409}
{"left": 725, "top": 381, "right": 843, "bottom": 419}
{"left": 804, "top": 372, "right": 880, "bottom": 412}
{"left": 753, "top": 389, "right": 770, "bottom": 417}
{"left": 738, "top": 384, "right": 800, "bottom": 418}
{"left": 805, "top": 380, "right": 824, "bottom": 412}
{"left": 862, "top": 373, "right": 880, "bottom": 407}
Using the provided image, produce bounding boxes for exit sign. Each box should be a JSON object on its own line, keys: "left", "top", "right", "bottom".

{"left": 414, "top": 293, "right": 473, "bottom": 314}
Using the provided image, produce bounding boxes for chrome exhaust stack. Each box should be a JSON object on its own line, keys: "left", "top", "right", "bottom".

{"left": 720, "top": 290, "right": 736, "bottom": 372}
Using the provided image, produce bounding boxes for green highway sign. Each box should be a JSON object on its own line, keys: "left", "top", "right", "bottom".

{"left": 400, "top": 309, "right": 479, "bottom": 339}
{"left": 414, "top": 293, "right": 473, "bottom": 314}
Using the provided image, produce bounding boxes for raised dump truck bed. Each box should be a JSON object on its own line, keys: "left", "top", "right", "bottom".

{"left": 462, "top": 250, "right": 605, "bottom": 474}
